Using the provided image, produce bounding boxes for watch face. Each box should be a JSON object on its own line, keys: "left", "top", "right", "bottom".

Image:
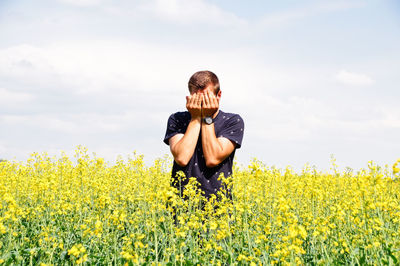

{"left": 205, "top": 117, "right": 213, "bottom": 124}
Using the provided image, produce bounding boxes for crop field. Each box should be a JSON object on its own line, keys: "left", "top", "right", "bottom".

{"left": 1, "top": 147, "right": 400, "bottom": 265}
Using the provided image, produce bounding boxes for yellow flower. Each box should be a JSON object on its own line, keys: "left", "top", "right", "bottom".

{"left": 76, "top": 254, "right": 88, "bottom": 264}
{"left": 0, "top": 223, "right": 6, "bottom": 234}
{"left": 237, "top": 254, "right": 247, "bottom": 261}
{"left": 134, "top": 241, "right": 144, "bottom": 249}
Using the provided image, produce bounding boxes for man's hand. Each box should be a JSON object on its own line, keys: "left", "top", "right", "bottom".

{"left": 186, "top": 93, "right": 202, "bottom": 119}
{"left": 201, "top": 90, "right": 219, "bottom": 118}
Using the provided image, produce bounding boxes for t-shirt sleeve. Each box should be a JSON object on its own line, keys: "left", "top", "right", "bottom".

{"left": 217, "top": 114, "right": 244, "bottom": 149}
{"left": 163, "top": 113, "right": 184, "bottom": 145}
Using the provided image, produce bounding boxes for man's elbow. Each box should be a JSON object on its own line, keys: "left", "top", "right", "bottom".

{"left": 174, "top": 156, "right": 190, "bottom": 167}
{"left": 205, "top": 158, "right": 220, "bottom": 168}
{"left": 171, "top": 147, "right": 190, "bottom": 167}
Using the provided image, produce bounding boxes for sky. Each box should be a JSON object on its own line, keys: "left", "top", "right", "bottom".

{"left": 0, "top": 0, "right": 399, "bottom": 171}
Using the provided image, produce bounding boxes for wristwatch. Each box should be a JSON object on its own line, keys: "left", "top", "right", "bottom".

{"left": 203, "top": 116, "right": 213, "bottom": 125}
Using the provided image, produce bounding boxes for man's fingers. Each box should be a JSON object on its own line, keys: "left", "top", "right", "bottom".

{"left": 208, "top": 90, "right": 217, "bottom": 107}
{"left": 204, "top": 91, "right": 210, "bottom": 107}
{"left": 197, "top": 93, "right": 202, "bottom": 107}
{"left": 186, "top": 96, "right": 191, "bottom": 109}
{"left": 191, "top": 94, "right": 197, "bottom": 105}
{"left": 209, "top": 91, "right": 217, "bottom": 106}
{"left": 213, "top": 93, "right": 219, "bottom": 106}
{"left": 193, "top": 93, "right": 199, "bottom": 107}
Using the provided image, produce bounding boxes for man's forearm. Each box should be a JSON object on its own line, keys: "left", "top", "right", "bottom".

{"left": 171, "top": 117, "right": 201, "bottom": 166}
{"left": 201, "top": 123, "right": 224, "bottom": 168}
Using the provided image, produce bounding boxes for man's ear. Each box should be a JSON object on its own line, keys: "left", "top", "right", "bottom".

{"left": 217, "top": 90, "right": 222, "bottom": 100}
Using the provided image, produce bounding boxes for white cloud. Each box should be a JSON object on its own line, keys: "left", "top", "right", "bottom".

{"left": 60, "top": 0, "right": 246, "bottom": 27}
{"left": 1, "top": 113, "right": 129, "bottom": 133}
{"left": 139, "top": 0, "right": 246, "bottom": 26}
{"left": 57, "top": 0, "right": 104, "bottom": 7}
{"left": 1, "top": 41, "right": 292, "bottom": 100}
{"left": 335, "top": 70, "right": 374, "bottom": 86}
{"left": 258, "top": 1, "right": 365, "bottom": 28}
{"left": 0, "top": 143, "right": 6, "bottom": 156}
{"left": 0, "top": 42, "right": 387, "bottom": 146}
{"left": 380, "top": 106, "right": 400, "bottom": 128}
{"left": 244, "top": 96, "right": 333, "bottom": 142}
{"left": 0, "top": 42, "right": 185, "bottom": 95}
{"left": 0, "top": 88, "right": 34, "bottom": 105}
{"left": 0, "top": 45, "right": 66, "bottom": 92}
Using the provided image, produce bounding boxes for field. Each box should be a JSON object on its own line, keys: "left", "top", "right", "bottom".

{"left": 1, "top": 147, "right": 400, "bottom": 265}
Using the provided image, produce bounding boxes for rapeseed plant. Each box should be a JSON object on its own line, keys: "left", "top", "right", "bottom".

{"left": 0, "top": 148, "right": 399, "bottom": 264}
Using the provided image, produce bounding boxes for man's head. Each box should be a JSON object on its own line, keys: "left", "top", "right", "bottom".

{"left": 188, "top": 70, "right": 220, "bottom": 96}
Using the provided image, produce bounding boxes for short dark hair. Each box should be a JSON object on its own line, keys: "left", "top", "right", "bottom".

{"left": 188, "top": 70, "right": 220, "bottom": 94}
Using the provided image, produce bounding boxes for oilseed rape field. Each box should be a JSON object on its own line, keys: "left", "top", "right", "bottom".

{"left": 1, "top": 147, "right": 400, "bottom": 265}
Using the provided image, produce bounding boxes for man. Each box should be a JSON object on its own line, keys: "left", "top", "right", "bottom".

{"left": 163, "top": 70, "right": 244, "bottom": 198}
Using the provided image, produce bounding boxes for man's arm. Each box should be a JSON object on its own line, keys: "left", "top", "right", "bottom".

{"left": 201, "top": 124, "right": 236, "bottom": 168}
{"left": 201, "top": 91, "right": 235, "bottom": 168}
{"left": 169, "top": 93, "right": 202, "bottom": 167}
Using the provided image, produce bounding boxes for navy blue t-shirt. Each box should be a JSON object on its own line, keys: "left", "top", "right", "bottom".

{"left": 163, "top": 110, "right": 244, "bottom": 198}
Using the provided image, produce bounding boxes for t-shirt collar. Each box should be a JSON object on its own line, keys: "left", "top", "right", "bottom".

{"left": 213, "top": 109, "right": 223, "bottom": 122}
